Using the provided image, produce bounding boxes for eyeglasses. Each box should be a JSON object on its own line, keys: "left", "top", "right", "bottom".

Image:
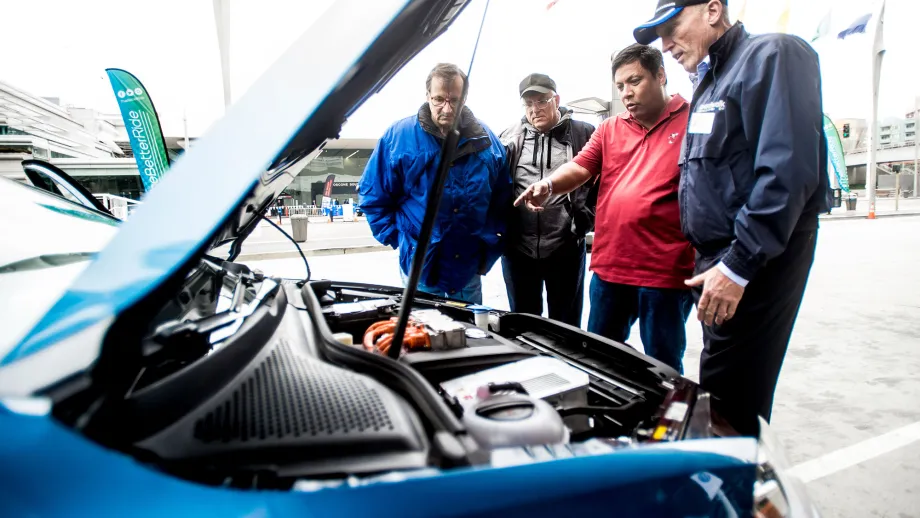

{"left": 429, "top": 95, "right": 462, "bottom": 108}
{"left": 523, "top": 97, "right": 555, "bottom": 110}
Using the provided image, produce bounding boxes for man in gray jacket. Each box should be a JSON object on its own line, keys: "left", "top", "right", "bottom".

{"left": 500, "top": 73, "right": 596, "bottom": 327}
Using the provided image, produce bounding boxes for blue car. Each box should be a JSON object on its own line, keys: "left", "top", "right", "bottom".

{"left": 0, "top": 1, "right": 818, "bottom": 516}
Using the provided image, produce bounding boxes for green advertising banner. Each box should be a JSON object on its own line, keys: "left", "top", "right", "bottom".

{"left": 824, "top": 114, "right": 850, "bottom": 193}
{"left": 106, "top": 68, "right": 170, "bottom": 192}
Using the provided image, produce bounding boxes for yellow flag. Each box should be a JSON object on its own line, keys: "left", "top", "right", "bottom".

{"left": 734, "top": 0, "right": 748, "bottom": 23}
{"left": 776, "top": 0, "right": 792, "bottom": 33}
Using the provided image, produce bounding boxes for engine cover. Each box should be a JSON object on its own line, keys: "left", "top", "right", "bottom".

{"left": 138, "top": 329, "right": 428, "bottom": 477}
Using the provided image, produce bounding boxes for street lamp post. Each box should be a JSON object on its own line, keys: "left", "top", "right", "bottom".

{"left": 914, "top": 97, "right": 919, "bottom": 197}
{"left": 866, "top": 1, "right": 886, "bottom": 219}
{"left": 609, "top": 50, "right": 627, "bottom": 118}
{"left": 895, "top": 165, "right": 900, "bottom": 211}
{"left": 213, "top": 0, "right": 232, "bottom": 110}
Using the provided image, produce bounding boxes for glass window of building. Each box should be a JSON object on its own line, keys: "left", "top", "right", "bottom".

{"left": 0, "top": 125, "right": 29, "bottom": 135}
{"left": 283, "top": 148, "right": 373, "bottom": 207}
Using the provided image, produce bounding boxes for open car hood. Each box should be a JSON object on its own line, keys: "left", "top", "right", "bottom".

{"left": 4, "top": 0, "right": 474, "bottom": 367}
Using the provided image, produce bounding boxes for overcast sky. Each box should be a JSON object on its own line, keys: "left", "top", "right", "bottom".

{"left": 1, "top": 0, "right": 916, "bottom": 139}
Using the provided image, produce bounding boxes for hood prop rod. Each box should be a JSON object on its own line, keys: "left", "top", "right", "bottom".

{"left": 388, "top": 0, "right": 491, "bottom": 359}
{"left": 386, "top": 128, "right": 459, "bottom": 361}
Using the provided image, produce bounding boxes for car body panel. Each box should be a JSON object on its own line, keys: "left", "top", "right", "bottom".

{"left": 0, "top": 179, "right": 118, "bottom": 363}
{"left": 0, "top": 400, "right": 758, "bottom": 517}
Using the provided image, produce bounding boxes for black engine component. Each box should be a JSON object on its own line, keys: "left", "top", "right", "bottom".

{"left": 135, "top": 298, "right": 428, "bottom": 478}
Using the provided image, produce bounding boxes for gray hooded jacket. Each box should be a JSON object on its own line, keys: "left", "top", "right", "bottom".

{"left": 500, "top": 108, "right": 595, "bottom": 259}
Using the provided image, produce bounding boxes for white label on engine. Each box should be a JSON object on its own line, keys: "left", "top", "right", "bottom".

{"left": 664, "top": 402, "right": 689, "bottom": 422}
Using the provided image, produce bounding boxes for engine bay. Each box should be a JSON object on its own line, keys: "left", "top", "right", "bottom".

{"left": 311, "top": 280, "right": 707, "bottom": 447}
{"left": 49, "top": 260, "right": 713, "bottom": 490}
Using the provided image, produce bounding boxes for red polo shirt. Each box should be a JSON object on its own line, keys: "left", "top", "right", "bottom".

{"left": 573, "top": 94, "right": 694, "bottom": 289}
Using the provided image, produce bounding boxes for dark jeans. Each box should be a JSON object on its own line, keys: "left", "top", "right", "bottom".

{"left": 501, "top": 240, "right": 586, "bottom": 327}
{"left": 399, "top": 269, "right": 483, "bottom": 305}
{"left": 587, "top": 275, "right": 693, "bottom": 373}
{"left": 693, "top": 229, "right": 818, "bottom": 437}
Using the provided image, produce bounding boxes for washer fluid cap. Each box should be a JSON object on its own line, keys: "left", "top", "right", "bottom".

{"left": 462, "top": 393, "right": 568, "bottom": 448}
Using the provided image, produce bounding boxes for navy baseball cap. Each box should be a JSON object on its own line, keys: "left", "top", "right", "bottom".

{"left": 633, "top": 0, "right": 727, "bottom": 44}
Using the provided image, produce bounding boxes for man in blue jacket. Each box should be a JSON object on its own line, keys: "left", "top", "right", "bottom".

{"left": 358, "top": 63, "right": 511, "bottom": 304}
{"left": 634, "top": 0, "right": 832, "bottom": 436}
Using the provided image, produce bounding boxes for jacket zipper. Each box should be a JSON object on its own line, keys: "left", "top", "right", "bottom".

{"left": 682, "top": 64, "right": 718, "bottom": 246}
{"left": 537, "top": 134, "right": 544, "bottom": 260}
{"left": 683, "top": 65, "right": 717, "bottom": 165}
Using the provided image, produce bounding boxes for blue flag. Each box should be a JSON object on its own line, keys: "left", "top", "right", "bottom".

{"left": 838, "top": 13, "right": 872, "bottom": 39}
{"left": 106, "top": 68, "right": 171, "bottom": 192}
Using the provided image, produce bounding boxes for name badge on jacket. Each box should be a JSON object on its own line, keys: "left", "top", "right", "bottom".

{"left": 688, "top": 113, "right": 714, "bottom": 134}
{"left": 688, "top": 100, "right": 725, "bottom": 135}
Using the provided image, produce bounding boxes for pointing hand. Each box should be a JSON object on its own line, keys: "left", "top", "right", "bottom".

{"left": 513, "top": 179, "right": 553, "bottom": 212}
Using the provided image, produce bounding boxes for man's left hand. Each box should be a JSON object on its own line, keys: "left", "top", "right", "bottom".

{"left": 685, "top": 267, "right": 745, "bottom": 326}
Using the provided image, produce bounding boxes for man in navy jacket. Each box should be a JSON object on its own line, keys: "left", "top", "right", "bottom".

{"left": 358, "top": 63, "right": 511, "bottom": 304}
{"left": 634, "top": 0, "right": 832, "bottom": 436}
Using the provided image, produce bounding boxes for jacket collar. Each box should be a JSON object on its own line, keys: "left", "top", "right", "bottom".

{"left": 709, "top": 22, "right": 748, "bottom": 71}
{"left": 418, "top": 103, "right": 485, "bottom": 141}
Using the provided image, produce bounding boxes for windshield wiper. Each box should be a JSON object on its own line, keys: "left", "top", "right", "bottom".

{"left": 388, "top": 0, "right": 492, "bottom": 359}
{"left": 0, "top": 252, "right": 97, "bottom": 274}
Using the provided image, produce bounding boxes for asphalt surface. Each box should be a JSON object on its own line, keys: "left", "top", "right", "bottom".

{"left": 244, "top": 215, "right": 920, "bottom": 517}
{"left": 226, "top": 196, "right": 920, "bottom": 262}
{"left": 212, "top": 217, "right": 387, "bottom": 260}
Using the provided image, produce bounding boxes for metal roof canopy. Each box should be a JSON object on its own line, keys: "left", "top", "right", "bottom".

{"left": 566, "top": 97, "right": 610, "bottom": 115}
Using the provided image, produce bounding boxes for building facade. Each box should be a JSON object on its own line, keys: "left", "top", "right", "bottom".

{"left": 1, "top": 79, "right": 201, "bottom": 199}
{"left": 0, "top": 80, "right": 125, "bottom": 180}
{"left": 3, "top": 79, "right": 602, "bottom": 204}
{"left": 834, "top": 104, "right": 920, "bottom": 189}
{"left": 281, "top": 139, "right": 375, "bottom": 207}
{"left": 1, "top": 78, "right": 377, "bottom": 202}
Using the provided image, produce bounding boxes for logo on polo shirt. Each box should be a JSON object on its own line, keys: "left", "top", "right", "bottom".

{"left": 669, "top": 132, "right": 681, "bottom": 144}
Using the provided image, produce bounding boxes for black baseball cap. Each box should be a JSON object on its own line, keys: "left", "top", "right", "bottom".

{"left": 633, "top": 0, "right": 727, "bottom": 45}
{"left": 519, "top": 73, "right": 557, "bottom": 97}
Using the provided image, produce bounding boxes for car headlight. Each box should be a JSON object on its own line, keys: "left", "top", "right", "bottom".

{"left": 754, "top": 417, "right": 821, "bottom": 518}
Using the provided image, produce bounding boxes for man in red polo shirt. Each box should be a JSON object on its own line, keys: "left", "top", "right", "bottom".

{"left": 514, "top": 43, "right": 694, "bottom": 373}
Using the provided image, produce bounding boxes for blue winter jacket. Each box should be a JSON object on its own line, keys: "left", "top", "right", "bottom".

{"left": 358, "top": 104, "right": 511, "bottom": 294}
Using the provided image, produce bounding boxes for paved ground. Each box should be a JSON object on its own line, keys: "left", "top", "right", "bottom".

{"left": 825, "top": 194, "right": 920, "bottom": 220}
{"left": 244, "top": 215, "right": 920, "bottom": 517}
{"left": 213, "top": 217, "right": 385, "bottom": 260}
{"left": 228, "top": 196, "right": 920, "bottom": 261}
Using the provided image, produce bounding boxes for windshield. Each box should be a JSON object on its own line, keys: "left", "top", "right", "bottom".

{"left": 0, "top": 178, "right": 118, "bottom": 357}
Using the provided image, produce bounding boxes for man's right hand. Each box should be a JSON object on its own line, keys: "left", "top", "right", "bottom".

{"left": 513, "top": 179, "right": 552, "bottom": 212}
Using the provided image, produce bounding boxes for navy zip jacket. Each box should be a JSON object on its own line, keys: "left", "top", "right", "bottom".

{"left": 358, "top": 104, "right": 510, "bottom": 293}
{"left": 679, "top": 23, "right": 832, "bottom": 281}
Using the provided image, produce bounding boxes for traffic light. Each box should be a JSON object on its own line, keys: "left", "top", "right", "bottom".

{"left": 842, "top": 123, "right": 850, "bottom": 138}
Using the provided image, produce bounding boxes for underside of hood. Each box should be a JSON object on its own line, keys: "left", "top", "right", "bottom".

{"left": 5, "top": 0, "right": 476, "bottom": 369}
